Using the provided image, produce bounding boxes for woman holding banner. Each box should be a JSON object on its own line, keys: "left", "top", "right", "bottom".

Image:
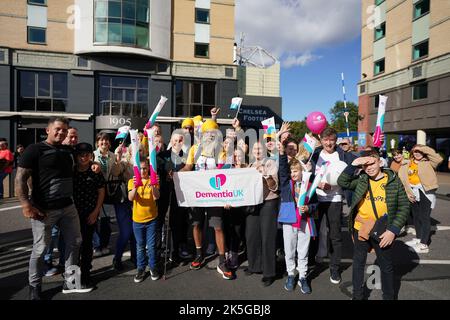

{"left": 245, "top": 141, "right": 279, "bottom": 287}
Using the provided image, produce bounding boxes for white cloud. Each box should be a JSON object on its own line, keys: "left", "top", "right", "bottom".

{"left": 235, "top": 0, "right": 361, "bottom": 68}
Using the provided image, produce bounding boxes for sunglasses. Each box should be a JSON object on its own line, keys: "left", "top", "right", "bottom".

{"left": 340, "top": 143, "right": 349, "bottom": 146}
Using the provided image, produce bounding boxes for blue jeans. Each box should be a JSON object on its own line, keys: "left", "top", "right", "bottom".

{"left": 133, "top": 219, "right": 157, "bottom": 271}
{"left": 44, "top": 224, "right": 65, "bottom": 266}
{"left": 114, "top": 201, "right": 136, "bottom": 261}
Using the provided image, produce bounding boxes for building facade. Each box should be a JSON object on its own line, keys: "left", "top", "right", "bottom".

{"left": 0, "top": 0, "right": 243, "bottom": 148}
{"left": 358, "top": 0, "right": 450, "bottom": 170}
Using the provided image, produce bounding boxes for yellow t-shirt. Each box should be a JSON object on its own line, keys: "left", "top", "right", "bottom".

{"left": 354, "top": 174, "right": 388, "bottom": 231}
{"left": 127, "top": 179, "right": 158, "bottom": 223}
{"left": 186, "top": 144, "right": 199, "bottom": 166}
{"left": 408, "top": 161, "right": 420, "bottom": 185}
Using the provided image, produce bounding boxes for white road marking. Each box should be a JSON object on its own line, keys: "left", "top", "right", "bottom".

{"left": 0, "top": 205, "right": 22, "bottom": 212}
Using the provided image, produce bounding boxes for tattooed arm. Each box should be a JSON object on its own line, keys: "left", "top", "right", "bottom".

{"left": 15, "top": 167, "right": 45, "bottom": 220}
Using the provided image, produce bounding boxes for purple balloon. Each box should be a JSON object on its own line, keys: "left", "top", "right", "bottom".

{"left": 306, "top": 112, "right": 328, "bottom": 134}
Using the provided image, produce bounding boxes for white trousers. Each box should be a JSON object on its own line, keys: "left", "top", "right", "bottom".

{"left": 282, "top": 220, "right": 311, "bottom": 279}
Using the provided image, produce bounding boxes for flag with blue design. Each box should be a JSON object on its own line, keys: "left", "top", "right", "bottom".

{"left": 230, "top": 97, "right": 243, "bottom": 110}
{"left": 302, "top": 133, "right": 316, "bottom": 154}
{"left": 261, "top": 117, "right": 276, "bottom": 135}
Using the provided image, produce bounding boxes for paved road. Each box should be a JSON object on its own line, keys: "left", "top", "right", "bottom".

{"left": 1, "top": 198, "right": 450, "bottom": 301}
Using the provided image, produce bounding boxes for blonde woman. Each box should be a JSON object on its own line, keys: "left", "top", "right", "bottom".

{"left": 398, "top": 145, "right": 443, "bottom": 253}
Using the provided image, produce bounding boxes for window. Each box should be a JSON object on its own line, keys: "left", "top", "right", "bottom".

{"left": 412, "top": 82, "right": 428, "bottom": 100}
{"left": 414, "top": 0, "right": 430, "bottom": 20}
{"left": 18, "top": 71, "right": 68, "bottom": 112}
{"left": 94, "top": 0, "right": 150, "bottom": 49}
{"left": 375, "top": 0, "right": 384, "bottom": 5}
{"left": 27, "top": 27, "right": 46, "bottom": 44}
{"left": 98, "top": 75, "right": 148, "bottom": 117}
{"left": 374, "top": 22, "right": 385, "bottom": 41}
{"left": 195, "top": 43, "right": 209, "bottom": 58}
{"left": 373, "top": 94, "right": 385, "bottom": 108}
{"left": 195, "top": 8, "right": 210, "bottom": 24}
{"left": 175, "top": 80, "right": 216, "bottom": 117}
{"left": 0, "top": 51, "right": 4, "bottom": 63}
{"left": 413, "top": 40, "right": 428, "bottom": 60}
{"left": 374, "top": 58, "right": 385, "bottom": 75}
{"left": 28, "top": 0, "right": 46, "bottom": 5}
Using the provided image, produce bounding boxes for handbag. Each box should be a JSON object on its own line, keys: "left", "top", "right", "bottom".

{"left": 104, "top": 174, "right": 125, "bottom": 205}
{"left": 367, "top": 180, "right": 388, "bottom": 242}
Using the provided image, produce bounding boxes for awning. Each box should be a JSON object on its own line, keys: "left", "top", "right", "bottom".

{"left": 0, "top": 111, "right": 93, "bottom": 121}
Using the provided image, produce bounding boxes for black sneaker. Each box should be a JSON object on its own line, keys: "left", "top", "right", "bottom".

{"left": 62, "top": 281, "right": 94, "bottom": 294}
{"left": 330, "top": 269, "right": 341, "bottom": 284}
{"left": 262, "top": 277, "right": 275, "bottom": 287}
{"left": 112, "top": 258, "right": 124, "bottom": 271}
{"left": 29, "top": 285, "right": 42, "bottom": 300}
{"left": 134, "top": 269, "right": 146, "bottom": 283}
{"left": 217, "top": 263, "right": 234, "bottom": 280}
{"left": 150, "top": 268, "right": 160, "bottom": 281}
{"left": 190, "top": 255, "right": 204, "bottom": 270}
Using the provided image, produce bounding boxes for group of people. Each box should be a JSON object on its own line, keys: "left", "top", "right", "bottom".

{"left": 12, "top": 108, "right": 444, "bottom": 300}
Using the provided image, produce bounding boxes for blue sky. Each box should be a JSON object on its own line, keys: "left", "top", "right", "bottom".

{"left": 281, "top": 36, "right": 361, "bottom": 121}
{"left": 235, "top": 0, "right": 362, "bottom": 122}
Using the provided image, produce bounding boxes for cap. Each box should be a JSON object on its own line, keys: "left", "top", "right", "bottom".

{"left": 193, "top": 115, "right": 203, "bottom": 127}
{"left": 201, "top": 119, "right": 219, "bottom": 132}
{"left": 181, "top": 118, "right": 194, "bottom": 129}
{"left": 263, "top": 133, "right": 276, "bottom": 140}
{"left": 75, "top": 142, "right": 93, "bottom": 154}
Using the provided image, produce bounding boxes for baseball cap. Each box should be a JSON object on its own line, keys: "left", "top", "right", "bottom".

{"left": 75, "top": 142, "right": 93, "bottom": 154}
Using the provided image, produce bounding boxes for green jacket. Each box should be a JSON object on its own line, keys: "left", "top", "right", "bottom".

{"left": 337, "top": 165, "right": 410, "bottom": 236}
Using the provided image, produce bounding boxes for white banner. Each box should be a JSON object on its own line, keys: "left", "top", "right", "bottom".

{"left": 173, "top": 168, "right": 264, "bottom": 207}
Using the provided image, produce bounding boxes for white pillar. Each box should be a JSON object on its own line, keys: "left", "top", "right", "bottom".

{"left": 417, "top": 130, "right": 426, "bottom": 145}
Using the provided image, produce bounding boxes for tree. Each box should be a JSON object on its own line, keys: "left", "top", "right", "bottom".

{"left": 288, "top": 118, "right": 308, "bottom": 141}
{"left": 329, "top": 100, "right": 358, "bottom": 134}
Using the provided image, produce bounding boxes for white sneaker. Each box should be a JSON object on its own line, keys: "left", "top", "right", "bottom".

{"left": 406, "top": 227, "right": 416, "bottom": 235}
{"left": 93, "top": 249, "right": 102, "bottom": 257}
{"left": 409, "top": 243, "right": 429, "bottom": 254}
{"left": 404, "top": 238, "right": 420, "bottom": 247}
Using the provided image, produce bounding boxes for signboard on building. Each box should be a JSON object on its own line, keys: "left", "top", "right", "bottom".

{"left": 96, "top": 116, "right": 147, "bottom": 130}
{"left": 238, "top": 105, "right": 283, "bottom": 129}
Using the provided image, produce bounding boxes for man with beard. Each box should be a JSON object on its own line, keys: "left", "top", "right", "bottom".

{"left": 181, "top": 118, "right": 234, "bottom": 280}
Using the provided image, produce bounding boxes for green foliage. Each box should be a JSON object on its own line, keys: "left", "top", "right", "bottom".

{"left": 329, "top": 100, "right": 358, "bottom": 133}
{"left": 288, "top": 118, "right": 308, "bottom": 140}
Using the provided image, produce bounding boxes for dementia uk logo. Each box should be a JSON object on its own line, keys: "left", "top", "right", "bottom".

{"left": 195, "top": 174, "right": 244, "bottom": 202}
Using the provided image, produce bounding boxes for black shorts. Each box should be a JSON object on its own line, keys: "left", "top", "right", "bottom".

{"left": 190, "top": 207, "right": 223, "bottom": 229}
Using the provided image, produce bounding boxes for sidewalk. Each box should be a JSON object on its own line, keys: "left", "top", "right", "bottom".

{"left": 437, "top": 172, "right": 450, "bottom": 197}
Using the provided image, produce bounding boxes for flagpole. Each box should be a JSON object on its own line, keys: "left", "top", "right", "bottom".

{"left": 341, "top": 73, "right": 350, "bottom": 137}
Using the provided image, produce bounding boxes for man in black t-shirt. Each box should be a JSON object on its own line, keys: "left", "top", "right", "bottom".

{"left": 16, "top": 117, "right": 93, "bottom": 300}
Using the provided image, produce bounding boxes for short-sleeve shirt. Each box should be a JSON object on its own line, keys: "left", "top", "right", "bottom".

{"left": 19, "top": 142, "right": 74, "bottom": 210}
{"left": 408, "top": 161, "right": 420, "bottom": 185}
{"left": 73, "top": 168, "right": 105, "bottom": 217}
{"left": 0, "top": 149, "right": 14, "bottom": 174}
{"left": 128, "top": 179, "right": 158, "bottom": 223}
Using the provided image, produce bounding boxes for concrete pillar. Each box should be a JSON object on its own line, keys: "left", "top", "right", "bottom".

{"left": 417, "top": 130, "right": 426, "bottom": 145}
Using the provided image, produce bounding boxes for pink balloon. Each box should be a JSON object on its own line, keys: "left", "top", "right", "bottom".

{"left": 306, "top": 112, "right": 328, "bottom": 134}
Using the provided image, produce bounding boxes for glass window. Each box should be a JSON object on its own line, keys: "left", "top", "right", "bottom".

{"left": 375, "top": 0, "right": 384, "bottom": 5}
{"left": 122, "top": 0, "right": 136, "bottom": 19}
{"left": 122, "top": 24, "right": 135, "bottom": 44}
{"left": 98, "top": 75, "right": 148, "bottom": 117}
{"left": 374, "top": 23, "right": 385, "bottom": 41}
{"left": 28, "top": 0, "right": 46, "bottom": 5}
{"left": 191, "top": 83, "right": 202, "bottom": 103}
{"left": 108, "top": 23, "right": 122, "bottom": 43}
{"left": 53, "top": 100, "right": 67, "bottom": 112}
{"left": 52, "top": 73, "right": 67, "bottom": 98}
{"left": 38, "top": 73, "right": 50, "bottom": 97}
{"left": 195, "top": 43, "right": 209, "bottom": 58}
{"left": 108, "top": 1, "right": 122, "bottom": 17}
{"left": 28, "top": 27, "right": 46, "bottom": 44}
{"left": 95, "top": 22, "right": 108, "bottom": 43}
{"left": 95, "top": 1, "right": 108, "bottom": 17}
{"left": 94, "top": 0, "right": 150, "bottom": 48}
{"left": 414, "top": 0, "right": 430, "bottom": 19}
{"left": 413, "top": 40, "right": 428, "bottom": 60}
{"left": 18, "top": 71, "right": 67, "bottom": 111}
{"left": 413, "top": 83, "right": 428, "bottom": 100}
{"left": 20, "top": 71, "right": 36, "bottom": 97}
{"left": 203, "top": 82, "right": 215, "bottom": 105}
{"left": 36, "top": 98, "right": 51, "bottom": 111}
{"left": 136, "top": 26, "right": 149, "bottom": 47}
{"left": 374, "top": 58, "right": 385, "bottom": 75}
{"left": 196, "top": 9, "right": 210, "bottom": 24}
{"left": 175, "top": 80, "right": 217, "bottom": 117}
